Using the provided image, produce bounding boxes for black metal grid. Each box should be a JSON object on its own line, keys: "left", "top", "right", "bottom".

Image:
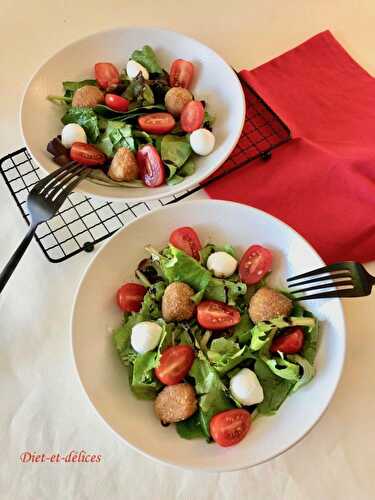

{"left": 0, "top": 77, "right": 290, "bottom": 263}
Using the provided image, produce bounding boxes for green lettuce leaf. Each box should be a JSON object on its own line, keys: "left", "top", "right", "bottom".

{"left": 207, "top": 337, "right": 254, "bottom": 375}
{"left": 254, "top": 358, "right": 294, "bottom": 415}
{"left": 225, "top": 280, "right": 247, "bottom": 306}
{"left": 113, "top": 312, "right": 146, "bottom": 366}
{"left": 288, "top": 354, "right": 316, "bottom": 392}
{"left": 151, "top": 245, "right": 211, "bottom": 292}
{"left": 61, "top": 107, "right": 100, "bottom": 142}
{"left": 204, "top": 277, "right": 226, "bottom": 302}
{"left": 139, "top": 281, "right": 166, "bottom": 319}
{"left": 96, "top": 121, "right": 135, "bottom": 157}
{"left": 130, "top": 45, "right": 163, "bottom": 75}
{"left": 189, "top": 356, "right": 234, "bottom": 438}
{"left": 94, "top": 103, "right": 165, "bottom": 120}
{"left": 124, "top": 73, "right": 154, "bottom": 106}
{"left": 301, "top": 312, "right": 320, "bottom": 364}
{"left": 176, "top": 412, "right": 205, "bottom": 439}
{"left": 161, "top": 135, "right": 192, "bottom": 168}
{"left": 232, "top": 313, "right": 253, "bottom": 344}
{"left": 130, "top": 351, "right": 161, "bottom": 400}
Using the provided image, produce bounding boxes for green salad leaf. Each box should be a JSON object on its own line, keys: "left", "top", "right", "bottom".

{"left": 63, "top": 79, "right": 97, "bottom": 98}
{"left": 61, "top": 107, "right": 100, "bottom": 142}
{"left": 96, "top": 121, "right": 135, "bottom": 157}
{"left": 113, "top": 312, "right": 145, "bottom": 366}
{"left": 207, "top": 337, "right": 254, "bottom": 375}
{"left": 254, "top": 358, "right": 294, "bottom": 415}
{"left": 232, "top": 313, "right": 253, "bottom": 344}
{"left": 94, "top": 103, "right": 165, "bottom": 120}
{"left": 151, "top": 245, "right": 211, "bottom": 292}
{"left": 203, "top": 111, "right": 215, "bottom": 130}
{"left": 130, "top": 351, "right": 161, "bottom": 400}
{"left": 124, "top": 73, "right": 154, "bottom": 106}
{"left": 263, "top": 356, "right": 300, "bottom": 381}
{"left": 204, "top": 277, "right": 226, "bottom": 302}
{"left": 176, "top": 412, "right": 206, "bottom": 439}
{"left": 130, "top": 45, "right": 163, "bottom": 75}
{"left": 288, "top": 354, "right": 315, "bottom": 392}
{"left": 301, "top": 312, "right": 320, "bottom": 364}
{"left": 140, "top": 282, "right": 166, "bottom": 319}
{"left": 225, "top": 280, "right": 247, "bottom": 306}
{"left": 189, "top": 356, "right": 234, "bottom": 438}
{"left": 161, "top": 135, "right": 192, "bottom": 168}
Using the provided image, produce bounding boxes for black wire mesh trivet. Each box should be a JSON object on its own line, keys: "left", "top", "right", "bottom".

{"left": 0, "top": 77, "right": 290, "bottom": 263}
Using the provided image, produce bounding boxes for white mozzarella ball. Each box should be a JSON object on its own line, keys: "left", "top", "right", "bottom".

{"left": 230, "top": 368, "right": 264, "bottom": 406}
{"left": 189, "top": 128, "right": 215, "bottom": 156}
{"left": 131, "top": 321, "right": 162, "bottom": 354}
{"left": 126, "top": 60, "right": 149, "bottom": 80}
{"left": 207, "top": 251, "right": 238, "bottom": 278}
{"left": 61, "top": 123, "right": 87, "bottom": 148}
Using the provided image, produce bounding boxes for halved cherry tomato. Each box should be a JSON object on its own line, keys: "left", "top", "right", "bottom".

{"left": 238, "top": 245, "right": 273, "bottom": 285}
{"left": 94, "top": 63, "right": 120, "bottom": 90}
{"left": 136, "top": 145, "right": 165, "bottom": 187}
{"left": 197, "top": 300, "right": 240, "bottom": 330}
{"left": 270, "top": 327, "right": 304, "bottom": 354}
{"left": 70, "top": 142, "right": 106, "bottom": 166}
{"left": 169, "top": 59, "right": 194, "bottom": 89}
{"left": 169, "top": 227, "right": 202, "bottom": 260}
{"left": 116, "top": 283, "right": 147, "bottom": 312}
{"left": 155, "top": 345, "right": 195, "bottom": 385}
{"left": 138, "top": 113, "right": 175, "bottom": 135}
{"left": 104, "top": 93, "right": 129, "bottom": 112}
{"left": 210, "top": 409, "right": 251, "bottom": 447}
{"left": 180, "top": 101, "right": 204, "bottom": 133}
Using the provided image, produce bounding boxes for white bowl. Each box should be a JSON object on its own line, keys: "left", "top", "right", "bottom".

{"left": 71, "top": 200, "right": 346, "bottom": 471}
{"left": 21, "top": 27, "right": 245, "bottom": 202}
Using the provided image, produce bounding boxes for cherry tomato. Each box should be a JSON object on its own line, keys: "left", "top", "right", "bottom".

{"left": 169, "top": 227, "right": 202, "bottom": 260}
{"left": 138, "top": 113, "right": 176, "bottom": 135}
{"left": 104, "top": 93, "right": 129, "bottom": 112}
{"left": 116, "top": 283, "right": 147, "bottom": 312}
{"left": 169, "top": 59, "right": 194, "bottom": 89}
{"left": 197, "top": 300, "right": 240, "bottom": 330}
{"left": 210, "top": 409, "right": 251, "bottom": 447}
{"left": 70, "top": 142, "right": 106, "bottom": 166}
{"left": 94, "top": 63, "right": 120, "bottom": 90}
{"left": 238, "top": 245, "right": 273, "bottom": 285}
{"left": 180, "top": 101, "right": 204, "bottom": 133}
{"left": 270, "top": 327, "right": 304, "bottom": 354}
{"left": 155, "top": 345, "right": 195, "bottom": 385}
{"left": 136, "top": 145, "right": 165, "bottom": 187}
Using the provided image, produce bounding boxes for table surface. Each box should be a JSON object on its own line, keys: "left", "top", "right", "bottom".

{"left": 1, "top": 1, "right": 375, "bottom": 499}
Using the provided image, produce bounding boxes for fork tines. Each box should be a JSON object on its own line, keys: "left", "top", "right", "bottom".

{"left": 287, "top": 263, "right": 356, "bottom": 300}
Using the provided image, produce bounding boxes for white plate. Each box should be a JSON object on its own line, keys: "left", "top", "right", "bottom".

{"left": 71, "top": 200, "right": 346, "bottom": 471}
{"left": 21, "top": 27, "right": 245, "bottom": 202}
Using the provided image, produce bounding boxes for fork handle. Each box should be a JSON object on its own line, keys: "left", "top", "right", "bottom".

{"left": 0, "top": 225, "right": 37, "bottom": 293}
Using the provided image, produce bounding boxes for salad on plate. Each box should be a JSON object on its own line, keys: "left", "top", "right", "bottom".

{"left": 47, "top": 46, "right": 215, "bottom": 189}
{"left": 113, "top": 227, "right": 319, "bottom": 447}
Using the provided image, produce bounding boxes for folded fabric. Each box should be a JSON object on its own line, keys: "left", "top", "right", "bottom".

{"left": 205, "top": 31, "right": 375, "bottom": 263}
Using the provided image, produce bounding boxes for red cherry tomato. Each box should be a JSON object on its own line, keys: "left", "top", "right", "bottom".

{"left": 94, "top": 63, "right": 120, "bottom": 90}
{"left": 136, "top": 145, "right": 165, "bottom": 187}
{"left": 104, "top": 93, "right": 129, "bottom": 112}
{"left": 238, "top": 245, "right": 273, "bottom": 285}
{"left": 180, "top": 101, "right": 204, "bottom": 133}
{"left": 210, "top": 409, "right": 251, "bottom": 447}
{"left": 197, "top": 301, "right": 240, "bottom": 330}
{"left": 155, "top": 345, "right": 195, "bottom": 385}
{"left": 169, "top": 227, "right": 202, "bottom": 260}
{"left": 116, "top": 283, "right": 147, "bottom": 312}
{"left": 169, "top": 59, "right": 194, "bottom": 89}
{"left": 270, "top": 327, "right": 304, "bottom": 354}
{"left": 138, "top": 113, "right": 176, "bottom": 135}
{"left": 70, "top": 142, "right": 106, "bottom": 166}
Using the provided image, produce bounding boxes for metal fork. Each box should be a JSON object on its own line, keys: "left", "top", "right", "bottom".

{"left": 287, "top": 261, "right": 375, "bottom": 300}
{"left": 0, "top": 162, "right": 89, "bottom": 293}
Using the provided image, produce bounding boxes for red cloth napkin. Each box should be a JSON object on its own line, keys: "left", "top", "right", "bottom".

{"left": 205, "top": 31, "right": 375, "bottom": 263}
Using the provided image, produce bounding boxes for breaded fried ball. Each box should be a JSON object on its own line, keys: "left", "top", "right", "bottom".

{"left": 162, "top": 282, "right": 195, "bottom": 322}
{"left": 108, "top": 147, "right": 139, "bottom": 181}
{"left": 72, "top": 85, "right": 104, "bottom": 108}
{"left": 164, "top": 87, "right": 193, "bottom": 117}
{"left": 248, "top": 287, "right": 293, "bottom": 323}
{"left": 154, "top": 383, "right": 197, "bottom": 423}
